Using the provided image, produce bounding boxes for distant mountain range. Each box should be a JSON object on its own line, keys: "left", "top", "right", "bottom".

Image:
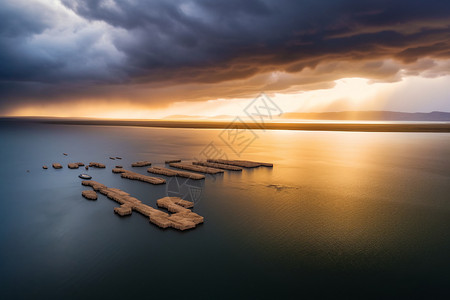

{"left": 280, "top": 111, "right": 450, "bottom": 121}
{"left": 165, "top": 111, "right": 450, "bottom": 121}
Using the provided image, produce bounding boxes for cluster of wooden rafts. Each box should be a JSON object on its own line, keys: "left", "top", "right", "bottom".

{"left": 48, "top": 157, "right": 272, "bottom": 230}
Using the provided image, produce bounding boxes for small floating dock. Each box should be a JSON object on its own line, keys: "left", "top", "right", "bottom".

{"left": 89, "top": 162, "right": 106, "bottom": 168}
{"left": 68, "top": 162, "right": 85, "bottom": 169}
{"left": 147, "top": 166, "right": 205, "bottom": 180}
{"left": 82, "top": 180, "right": 203, "bottom": 230}
{"left": 131, "top": 161, "right": 152, "bottom": 167}
{"left": 165, "top": 159, "right": 181, "bottom": 164}
{"left": 112, "top": 168, "right": 165, "bottom": 185}
{"left": 193, "top": 161, "right": 243, "bottom": 171}
{"left": 207, "top": 159, "right": 273, "bottom": 168}
{"left": 169, "top": 162, "right": 224, "bottom": 174}
{"left": 82, "top": 190, "right": 97, "bottom": 200}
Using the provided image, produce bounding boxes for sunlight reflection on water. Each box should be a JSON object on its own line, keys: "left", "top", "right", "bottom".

{"left": 0, "top": 122, "right": 449, "bottom": 298}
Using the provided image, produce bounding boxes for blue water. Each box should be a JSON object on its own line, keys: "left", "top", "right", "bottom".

{"left": 0, "top": 121, "right": 450, "bottom": 299}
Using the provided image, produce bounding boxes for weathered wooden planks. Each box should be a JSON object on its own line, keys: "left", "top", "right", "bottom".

{"left": 193, "top": 161, "right": 242, "bottom": 171}
{"left": 112, "top": 168, "right": 166, "bottom": 185}
{"left": 169, "top": 162, "right": 224, "bottom": 174}
{"left": 147, "top": 166, "right": 205, "bottom": 180}
{"left": 207, "top": 159, "right": 273, "bottom": 168}
{"left": 82, "top": 180, "right": 203, "bottom": 230}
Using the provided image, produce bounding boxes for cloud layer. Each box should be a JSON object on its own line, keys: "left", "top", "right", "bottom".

{"left": 1, "top": 0, "right": 449, "bottom": 114}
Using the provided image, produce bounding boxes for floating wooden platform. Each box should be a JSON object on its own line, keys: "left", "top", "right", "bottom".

{"left": 112, "top": 168, "right": 165, "bottom": 185}
{"left": 89, "top": 162, "right": 106, "bottom": 168}
{"left": 82, "top": 180, "right": 203, "bottom": 230}
{"left": 147, "top": 166, "right": 205, "bottom": 180}
{"left": 169, "top": 162, "right": 224, "bottom": 174}
{"left": 131, "top": 161, "right": 152, "bottom": 167}
{"left": 68, "top": 163, "right": 79, "bottom": 169}
{"left": 165, "top": 159, "right": 181, "bottom": 164}
{"left": 193, "top": 161, "right": 242, "bottom": 171}
{"left": 157, "top": 197, "right": 194, "bottom": 210}
{"left": 68, "top": 162, "right": 85, "bottom": 169}
{"left": 207, "top": 159, "right": 273, "bottom": 168}
{"left": 82, "top": 190, "right": 97, "bottom": 200}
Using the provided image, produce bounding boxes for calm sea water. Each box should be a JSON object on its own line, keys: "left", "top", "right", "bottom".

{"left": 0, "top": 121, "right": 449, "bottom": 299}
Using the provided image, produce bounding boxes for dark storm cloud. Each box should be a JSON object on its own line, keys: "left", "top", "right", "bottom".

{"left": 0, "top": 1, "right": 53, "bottom": 81}
{"left": 0, "top": 0, "right": 450, "bottom": 112}
{"left": 60, "top": 0, "right": 450, "bottom": 68}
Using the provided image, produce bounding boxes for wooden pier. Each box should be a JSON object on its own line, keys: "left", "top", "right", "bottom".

{"left": 165, "top": 159, "right": 181, "bottom": 164}
{"left": 82, "top": 180, "right": 203, "bottom": 230}
{"left": 207, "top": 159, "right": 273, "bottom": 168}
{"left": 147, "top": 166, "right": 205, "bottom": 180}
{"left": 112, "top": 168, "right": 166, "bottom": 185}
{"left": 131, "top": 161, "right": 152, "bottom": 167}
{"left": 169, "top": 162, "right": 224, "bottom": 174}
{"left": 193, "top": 161, "right": 243, "bottom": 171}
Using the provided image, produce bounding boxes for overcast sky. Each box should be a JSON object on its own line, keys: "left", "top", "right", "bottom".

{"left": 1, "top": 0, "right": 449, "bottom": 118}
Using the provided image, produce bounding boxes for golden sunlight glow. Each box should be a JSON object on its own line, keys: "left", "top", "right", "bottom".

{"left": 8, "top": 76, "right": 447, "bottom": 120}
{"left": 160, "top": 78, "right": 400, "bottom": 119}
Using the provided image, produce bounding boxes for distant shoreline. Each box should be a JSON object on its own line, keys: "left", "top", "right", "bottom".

{"left": 2, "top": 118, "right": 450, "bottom": 133}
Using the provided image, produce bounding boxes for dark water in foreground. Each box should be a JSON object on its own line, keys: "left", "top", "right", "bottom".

{"left": 0, "top": 121, "right": 449, "bottom": 299}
